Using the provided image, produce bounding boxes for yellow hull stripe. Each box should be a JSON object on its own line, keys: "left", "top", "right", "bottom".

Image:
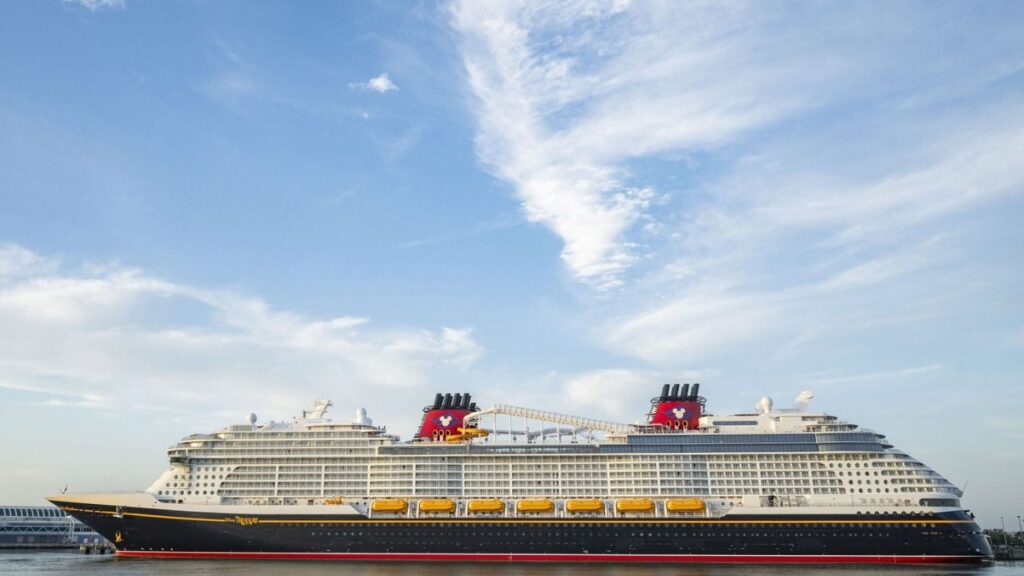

{"left": 58, "top": 506, "right": 971, "bottom": 526}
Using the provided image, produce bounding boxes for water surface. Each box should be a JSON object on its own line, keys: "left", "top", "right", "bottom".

{"left": 1, "top": 550, "right": 1021, "bottom": 576}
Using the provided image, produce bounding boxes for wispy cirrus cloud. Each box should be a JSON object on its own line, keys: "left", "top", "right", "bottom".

{"left": 452, "top": 0, "right": 1024, "bottom": 372}
{"left": 0, "top": 245, "right": 482, "bottom": 428}
{"left": 603, "top": 107, "right": 1024, "bottom": 364}
{"left": 450, "top": 1, "right": 852, "bottom": 289}
{"left": 64, "top": 0, "right": 125, "bottom": 12}
{"left": 794, "top": 364, "right": 944, "bottom": 388}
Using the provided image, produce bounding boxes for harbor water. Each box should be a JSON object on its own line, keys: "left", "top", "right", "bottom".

{"left": 1, "top": 551, "right": 1022, "bottom": 576}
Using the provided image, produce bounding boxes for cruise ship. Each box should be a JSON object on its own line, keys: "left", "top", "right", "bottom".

{"left": 49, "top": 384, "right": 992, "bottom": 563}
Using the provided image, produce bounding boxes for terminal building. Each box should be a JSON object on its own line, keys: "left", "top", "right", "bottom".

{"left": 0, "top": 505, "right": 106, "bottom": 548}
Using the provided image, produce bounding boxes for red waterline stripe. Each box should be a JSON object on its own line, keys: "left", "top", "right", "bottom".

{"left": 115, "top": 551, "right": 984, "bottom": 564}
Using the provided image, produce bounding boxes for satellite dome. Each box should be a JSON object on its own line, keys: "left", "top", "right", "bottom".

{"left": 354, "top": 407, "right": 372, "bottom": 426}
{"left": 756, "top": 396, "right": 773, "bottom": 415}
{"left": 248, "top": 413, "right": 258, "bottom": 425}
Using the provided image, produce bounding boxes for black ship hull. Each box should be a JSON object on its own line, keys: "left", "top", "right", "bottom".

{"left": 52, "top": 499, "right": 992, "bottom": 564}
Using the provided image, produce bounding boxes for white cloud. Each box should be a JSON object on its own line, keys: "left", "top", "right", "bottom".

{"left": 64, "top": 0, "right": 125, "bottom": 11}
{"left": 603, "top": 288, "right": 780, "bottom": 364}
{"left": 563, "top": 368, "right": 701, "bottom": 423}
{"left": 0, "top": 246, "right": 482, "bottom": 434}
{"left": 564, "top": 368, "right": 654, "bottom": 419}
{"left": 555, "top": 367, "right": 724, "bottom": 429}
{"left": 450, "top": 1, "right": 843, "bottom": 289}
{"left": 601, "top": 111, "right": 1024, "bottom": 364}
{"left": 795, "top": 365, "right": 943, "bottom": 388}
{"left": 351, "top": 73, "right": 398, "bottom": 94}
{"left": 0, "top": 245, "right": 60, "bottom": 278}
{"left": 743, "top": 122, "right": 1024, "bottom": 247}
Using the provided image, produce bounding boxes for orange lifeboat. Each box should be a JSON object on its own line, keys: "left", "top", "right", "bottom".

{"left": 467, "top": 499, "right": 504, "bottom": 513}
{"left": 516, "top": 499, "right": 554, "bottom": 513}
{"left": 615, "top": 498, "right": 654, "bottom": 513}
{"left": 666, "top": 498, "right": 705, "bottom": 512}
{"left": 371, "top": 498, "right": 408, "bottom": 513}
{"left": 565, "top": 499, "right": 604, "bottom": 513}
{"left": 418, "top": 498, "right": 456, "bottom": 513}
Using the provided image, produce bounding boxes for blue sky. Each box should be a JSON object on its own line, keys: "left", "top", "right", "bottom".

{"left": 1, "top": 0, "right": 1022, "bottom": 528}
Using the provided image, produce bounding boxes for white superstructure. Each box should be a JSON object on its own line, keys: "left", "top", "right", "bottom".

{"left": 143, "top": 390, "right": 962, "bottom": 518}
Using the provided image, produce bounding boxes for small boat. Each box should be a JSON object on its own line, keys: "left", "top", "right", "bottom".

{"left": 615, "top": 498, "right": 654, "bottom": 513}
{"left": 565, "top": 499, "right": 603, "bottom": 513}
{"left": 370, "top": 499, "right": 408, "bottom": 513}
{"left": 418, "top": 499, "right": 456, "bottom": 513}
{"left": 516, "top": 499, "right": 554, "bottom": 513}
{"left": 467, "top": 499, "right": 504, "bottom": 513}
{"left": 666, "top": 498, "right": 705, "bottom": 512}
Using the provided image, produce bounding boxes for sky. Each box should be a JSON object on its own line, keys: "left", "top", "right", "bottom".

{"left": 0, "top": 0, "right": 1022, "bottom": 529}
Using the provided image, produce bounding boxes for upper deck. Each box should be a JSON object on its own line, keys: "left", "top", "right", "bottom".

{"left": 147, "top": 386, "right": 960, "bottom": 510}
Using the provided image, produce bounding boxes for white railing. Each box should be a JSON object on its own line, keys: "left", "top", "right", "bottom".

{"left": 464, "top": 405, "right": 635, "bottom": 435}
